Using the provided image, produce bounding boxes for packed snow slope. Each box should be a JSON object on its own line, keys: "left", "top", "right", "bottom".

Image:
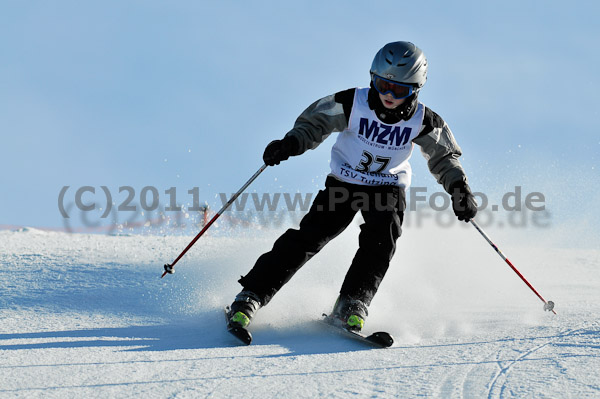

{"left": 0, "top": 221, "right": 599, "bottom": 398}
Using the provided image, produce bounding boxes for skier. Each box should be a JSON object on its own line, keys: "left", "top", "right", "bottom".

{"left": 227, "top": 41, "right": 478, "bottom": 332}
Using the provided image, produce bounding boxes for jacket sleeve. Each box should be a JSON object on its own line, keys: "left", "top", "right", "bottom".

{"left": 284, "top": 89, "right": 355, "bottom": 155}
{"left": 413, "top": 107, "right": 469, "bottom": 193}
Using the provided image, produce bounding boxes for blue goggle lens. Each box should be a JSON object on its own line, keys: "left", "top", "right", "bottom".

{"left": 372, "top": 75, "right": 414, "bottom": 100}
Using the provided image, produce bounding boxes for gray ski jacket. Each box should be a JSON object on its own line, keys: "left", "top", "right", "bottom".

{"left": 283, "top": 88, "right": 469, "bottom": 193}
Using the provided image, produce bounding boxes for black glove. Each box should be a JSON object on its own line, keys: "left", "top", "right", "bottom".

{"left": 263, "top": 136, "right": 298, "bottom": 166}
{"left": 449, "top": 181, "right": 478, "bottom": 222}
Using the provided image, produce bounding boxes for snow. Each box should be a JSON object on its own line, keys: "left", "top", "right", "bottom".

{"left": 0, "top": 223, "right": 598, "bottom": 398}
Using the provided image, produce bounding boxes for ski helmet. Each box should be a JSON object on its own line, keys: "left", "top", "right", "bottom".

{"left": 370, "top": 42, "right": 428, "bottom": 89}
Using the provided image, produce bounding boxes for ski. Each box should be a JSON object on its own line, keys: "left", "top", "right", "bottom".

{"left": 224, "top": 306, "right": 252, "bottom": 345}
{"left": 223, "top": 308, "right": 393, "bottom": 347}
{"left": 321, "top": 314, "right": 394, "bottom": 348}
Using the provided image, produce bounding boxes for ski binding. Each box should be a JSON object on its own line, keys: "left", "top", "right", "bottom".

{"left": 224, "top": 306, "right": 252, "bottom": 345}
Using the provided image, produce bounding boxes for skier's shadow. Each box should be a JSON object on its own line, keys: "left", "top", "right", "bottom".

{"left": 0, "top": 313, "right": 377, "bottom": 357}
{"left": 0, "top": 318, "right": 229, "bottom": 353}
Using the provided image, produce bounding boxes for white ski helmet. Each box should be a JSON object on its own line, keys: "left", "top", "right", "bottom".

{"left": 370, "top": 41, "right": 428, "bottom": 89}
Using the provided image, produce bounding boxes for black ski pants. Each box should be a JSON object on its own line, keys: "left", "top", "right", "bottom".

{"left": 238, "top": 176, "right": 405, "bottom": 307}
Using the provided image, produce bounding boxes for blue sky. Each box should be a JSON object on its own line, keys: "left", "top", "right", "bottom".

{"left": 1, "top": 1, "right": 598, "bottom": 240}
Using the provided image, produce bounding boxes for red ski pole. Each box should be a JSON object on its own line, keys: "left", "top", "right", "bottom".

{"left": 470, "top": 219, "right": 556, "bottom": 314}
{"left": 161, "top": 164, "right": 268, "bottom": 278}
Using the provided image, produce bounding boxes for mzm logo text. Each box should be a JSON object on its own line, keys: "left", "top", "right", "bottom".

{"left": 359, "top": 118, "right": 412, "bottom": 147}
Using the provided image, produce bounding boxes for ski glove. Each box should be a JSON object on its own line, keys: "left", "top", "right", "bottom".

{"left": 263, "top": 136, "right": 298, "bottom": 166}
{"left": 449, "top": 181, "right": 478, "bottom": 222}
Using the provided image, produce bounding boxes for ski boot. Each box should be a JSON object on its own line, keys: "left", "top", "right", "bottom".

{"left": 331, "top": 294, "right": 369, "bottom": 332}
{"left": 228, "top": 290, "right": 262, "bottom": 328}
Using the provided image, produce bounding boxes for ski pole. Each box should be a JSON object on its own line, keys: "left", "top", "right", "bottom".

{"left": 469, "top": 219, "right": 556, "bottom": 314}
{"left": 161, "top": 164, "right": 268, "bottom": 278}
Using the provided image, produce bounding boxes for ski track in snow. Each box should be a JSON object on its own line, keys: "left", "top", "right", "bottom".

{"left": 0, "top": 227, "right": 599, "bottom": 398}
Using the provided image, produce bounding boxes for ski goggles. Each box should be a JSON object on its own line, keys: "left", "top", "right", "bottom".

{"left": 372, "top": 75, "right": 415, "bottom": 100}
